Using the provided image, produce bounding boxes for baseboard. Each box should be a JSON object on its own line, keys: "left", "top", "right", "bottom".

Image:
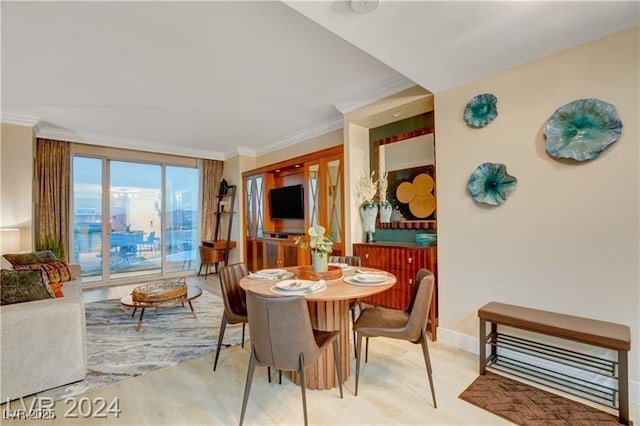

{"left": 437, "top": 327, "right": 640, "bottom": 406}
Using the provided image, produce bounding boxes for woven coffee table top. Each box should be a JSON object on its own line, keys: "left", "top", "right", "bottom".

{"left": 132, "top": 277, "right": 187, "bottom": 303}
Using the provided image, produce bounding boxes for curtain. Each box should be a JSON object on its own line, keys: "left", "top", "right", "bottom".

{"left": 200, "top": 159, "right": 224, "bottom": 242}
{"left": 35, "top": 138, "right": 71, "bottom": 261}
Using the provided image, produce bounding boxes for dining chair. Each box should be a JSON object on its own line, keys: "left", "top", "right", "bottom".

{"left": 240, "top": 291, "right": 343, "bottom": 426}
{"left": 353, "top": 268, "right": 437, "bottom": 408}
{"left": 329, "top": 255, "right": 361, "bottom": 358}
{"left": 213, "top": 262, "right": 248, "bottom": 371}
{"left": 198, "top": 245, "right": 217, "bottom": 279}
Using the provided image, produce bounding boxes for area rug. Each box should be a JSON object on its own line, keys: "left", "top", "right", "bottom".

{"left": 459, "top": 372, "right": 619, "bottom": 425}
{"left": 37, "top": 289, "right": 245, "bottom": 401}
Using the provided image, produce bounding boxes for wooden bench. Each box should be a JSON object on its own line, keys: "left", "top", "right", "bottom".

{"left": 478, "top": 302, "right": 631, "bottom": 425}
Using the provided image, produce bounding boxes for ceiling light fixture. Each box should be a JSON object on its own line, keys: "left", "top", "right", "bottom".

{"left": 350, "top": 0, "right": 380, "bottom": 14}
{"left": 392, "top": 112, "right": 403, "bottom": 118}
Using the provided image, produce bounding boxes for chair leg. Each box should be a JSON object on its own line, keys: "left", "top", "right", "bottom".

{"left": 241, "top": 323, "right": 246, "bottom": 348}
{"left": 299, "top": 353, "right": 308, "bottom": 426}
{"left": 420, "top": 328, "right": 437, "bottom": 408}
{"left": 350, "top": 306, "right": 357, "bottom": 359}
{"left": 213, "top": 315, "right": 228, "bottom": 371}
{"left": 239, "top": 350, "right": 257, "bottom": 426}
{"left": 198, "top": 263, "right": 204, "bottom": 276}
{"left": 332, "top": 339, "right": 343, "bottom": 398}
{"left": 279, "top": 370, "right": 282, "bottom": 385}
{"left": 355, "top": 332, "right": 363, "bottom": 396}
{"left": 365, "top": 336, "right": 369, "bottom": 363}
{"left": 267, "top": 367, "right": 271, "bottom": 383}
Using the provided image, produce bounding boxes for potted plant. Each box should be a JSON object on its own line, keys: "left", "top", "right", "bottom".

{"left": 378, "top": 171, "right": 392, "bottom": 223}
{"left": 357, "top": 171, "right": 379, "bottom": 242}
{"left": 295, "top": 225, "right": 333, "bottom": 272}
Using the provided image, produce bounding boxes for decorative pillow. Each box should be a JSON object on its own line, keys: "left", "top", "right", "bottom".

{"left": 0, "top": 269, "right": 54, "bottom": 305}
{"left": 39, "top": 260, "right": 72, "bottom": 284}
{"left": 13, "top": 264, "right": 56, "bottom": 297}
{"left": 2, "top": 252, "right": 39, "bottom": 267}
{"left": 35, "top": 250, "right": 57, "bottom": 263}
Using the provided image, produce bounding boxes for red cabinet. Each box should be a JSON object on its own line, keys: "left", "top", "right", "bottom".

{"left": 353, "top": 242, "right": 438, "bottom": 340}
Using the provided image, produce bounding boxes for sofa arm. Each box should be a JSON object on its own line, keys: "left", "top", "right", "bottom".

{"left": 68, "top": 263, "right": 81, "bottom": 279}
{"left": 1, "top": 297, "right": 87, "bottom": 401}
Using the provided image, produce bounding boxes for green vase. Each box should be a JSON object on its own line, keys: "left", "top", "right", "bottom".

{"left": 311, "top": 251, "right": 328, "bottom": 273}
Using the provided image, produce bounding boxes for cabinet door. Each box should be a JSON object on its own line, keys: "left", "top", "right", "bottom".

{"left": 353, "top": 244, "right": 386, "bottom": 268}
{"left": 280, "top": 241, "right": 300, "bottom": 267}
{"left": 264, "top": 240, "right": 279, "bottom": 269}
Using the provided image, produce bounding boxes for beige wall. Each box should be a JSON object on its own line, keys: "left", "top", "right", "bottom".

{"left": 435, "top": 28, "right": 639, "bottom": 382}
{"left": 0, "top": 123, "right": 35, "bottom": 253}
{"left": 254, "top": 129, "right": 342, "bottom": 168}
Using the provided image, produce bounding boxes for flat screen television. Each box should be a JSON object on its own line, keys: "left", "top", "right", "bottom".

{"left": 269, "top": 184, "right": 304, "bottom": 220}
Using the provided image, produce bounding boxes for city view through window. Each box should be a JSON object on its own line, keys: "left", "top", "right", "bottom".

{"left": 72, "top": 157, "right": 199, "bottom": 282}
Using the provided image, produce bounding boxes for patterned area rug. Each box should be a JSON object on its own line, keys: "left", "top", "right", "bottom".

{"left": 459, "top": 372, "right": 619, "bottom": 425}
{"left": 37, "top": 289, "right": 245, "bottom": 401}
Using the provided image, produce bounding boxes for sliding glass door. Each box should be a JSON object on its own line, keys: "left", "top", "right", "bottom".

{"left": 72, "top": 156, "right": 199, "bottom": 284}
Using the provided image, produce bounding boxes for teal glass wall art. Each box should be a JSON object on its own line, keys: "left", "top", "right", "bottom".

{"left": 464, "top": 93, "right": 498, "bottom": 128}
{"left": 467, "top": 163, "right": 517, "bottom": 206}
{"left": 544, "top": 98, "right": 623, "bottom": 161}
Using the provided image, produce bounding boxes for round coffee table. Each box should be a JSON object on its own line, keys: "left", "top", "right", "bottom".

{"left": 120, "top": 280, "right": 203, "bottom": 331}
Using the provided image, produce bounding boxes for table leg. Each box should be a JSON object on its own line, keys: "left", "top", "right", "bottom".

{"left": 131, "top": 307, "right": 137, "bottom": 317}
{"left": 188, "top": 300, "right": 197, "bottom": 319}
{"left": 291, "top": 300, "right": 349, "bottom": 390}
{"left": 136, "top": 308, "right": 146, "bottom": 332}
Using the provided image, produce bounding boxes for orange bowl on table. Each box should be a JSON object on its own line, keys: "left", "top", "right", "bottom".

{"left": 296, "top": 265, "right": 343, "bottom": 281}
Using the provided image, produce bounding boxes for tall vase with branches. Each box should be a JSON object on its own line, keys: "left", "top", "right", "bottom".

{"left": 357, "top": 171, "right": 379, "bottom": 242}
{"left": 378, "top": 171, "right": 392, "bottom": 223}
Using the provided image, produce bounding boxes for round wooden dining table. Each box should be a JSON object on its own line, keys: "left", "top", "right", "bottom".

{"left": 239, "top": 266, "right": 396, "bottom": 390}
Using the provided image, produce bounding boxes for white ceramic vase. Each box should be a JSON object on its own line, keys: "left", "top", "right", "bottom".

{"left": 360, "top": 200, "right": 378, "bottom": 242}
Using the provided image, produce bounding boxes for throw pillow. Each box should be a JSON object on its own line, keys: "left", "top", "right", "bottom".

{"left": 2, "top": 252, "right": 39, "bottom": 267}
{"left": 13, "top": 264, "right": 56, "bottom": 298}
{"left": 35, "top": 250, "right": 57, "bottom": 263}
{"left": 0, "top": 269, "right": 54, "bottom": 305}
{"left": 39, "top": 260, "right": 72, "bottom": 284}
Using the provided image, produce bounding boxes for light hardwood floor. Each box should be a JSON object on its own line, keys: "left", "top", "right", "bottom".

{"left": 3, "top": 274, "right": 636, "bottom": 425}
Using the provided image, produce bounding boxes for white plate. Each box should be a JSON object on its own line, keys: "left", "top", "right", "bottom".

{"left": 328, "top": 263, "right": 354, "bottom": 271}
{"left": 344, "top": 276, "right": 392, "bottom": 286}
{"left": 270, "top": 283, "right": 327, "bottom": 296}
{"left": 249, "top": 271, "right": 294, "bottom": 280}
{"left": 275, "top": 279, "right": 315, "bottom": 291}
{"left": 259, "top": 268, "right": 287, "bottom": 275}
{"left": 352, "top": 273, "right": 387, "bottom": 283}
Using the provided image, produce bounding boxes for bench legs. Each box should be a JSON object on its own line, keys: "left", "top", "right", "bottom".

{"left": 618, "top": 349, "right": 629, "bottom": 425}
{"left": 479, "top": 319, "right": 497, "bottom": 375}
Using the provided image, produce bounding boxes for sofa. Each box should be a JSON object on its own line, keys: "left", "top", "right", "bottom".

{"left": 1, "top": 263, "right": 87, "bottom": 401}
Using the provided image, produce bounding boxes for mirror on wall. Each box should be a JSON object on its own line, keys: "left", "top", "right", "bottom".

{"left": 372, "top": 131, "right": 436, "bottom": 223}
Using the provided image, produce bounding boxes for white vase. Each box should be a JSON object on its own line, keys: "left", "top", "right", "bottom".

{"left": 360, "top": 200, "right": 378, "bottom": 242}
{"left": 311, "top": 251, "right": 328, "bottom": 272}
{"left": 379, "top": 200, "right": 392, "bottom": 223}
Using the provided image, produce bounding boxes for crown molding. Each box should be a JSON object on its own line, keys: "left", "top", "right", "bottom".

{"left": 223, "top": 146, "right": 257, "bottom": 160}
{"left": 36, "top": 126, "right": 225, "bottom": 160}
{"left": 334, "top": 74, "right": 417, "bottom": 114}
{"left": 255, "top": 116, "right": 343, "bottom": 157}
{"left": 1, "top": 113, "right": 41, "bottom": 128}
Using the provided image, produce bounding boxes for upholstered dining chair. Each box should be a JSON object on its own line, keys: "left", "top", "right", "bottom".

{"left": 213, "top": 262, "right": 248, "bottom": 372}
{"left": 329, "top": 255, "right": 361, "bottom": 358}
{"left": 353, "top": 268, "right": 437, "bottom": 408}
{"left": 240, "top": 291, "right": 344, "bottom": 426}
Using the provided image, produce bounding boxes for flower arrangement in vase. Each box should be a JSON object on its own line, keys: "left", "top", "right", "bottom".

{"left": 295, "top": 225, "right": 333, "bottom": 272}
{"left": 357, "top": 171, "right": 379, "bottom": 242}
{"left": 378, "top": 171, "right": 392, "bottom": 223}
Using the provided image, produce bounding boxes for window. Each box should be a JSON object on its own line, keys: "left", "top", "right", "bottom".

{"left": 72, "top": 152, "right": 199, "bottom": 284}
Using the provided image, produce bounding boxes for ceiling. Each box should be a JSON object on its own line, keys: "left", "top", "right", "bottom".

{"left": 2, "top": 1, "right": 638, "bottom": 160}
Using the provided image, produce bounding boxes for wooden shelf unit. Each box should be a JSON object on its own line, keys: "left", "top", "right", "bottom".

{"left": 353, "top": 241, "right": 438, "bottom": 340}
{"left": 243, "top": 145, "right": 345, "bottom": 272}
